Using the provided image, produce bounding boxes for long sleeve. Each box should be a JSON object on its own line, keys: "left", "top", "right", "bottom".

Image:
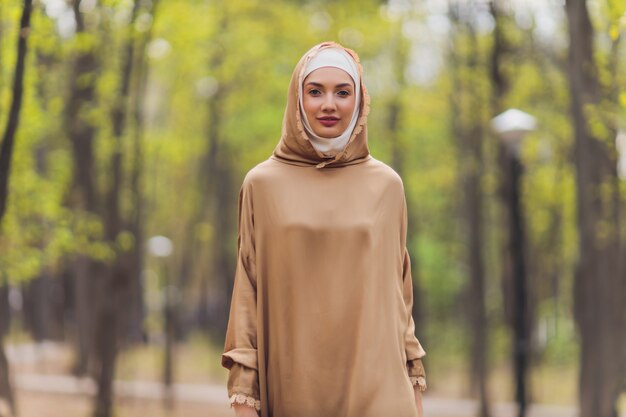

{"left": 400, "top": 192, "right": 427, "bottom": 391}
{"left": 222, "top": 181, "right": 261, "bottom": 410}
{"left": 402, "top": 248, "right": 427, "bottom": 391}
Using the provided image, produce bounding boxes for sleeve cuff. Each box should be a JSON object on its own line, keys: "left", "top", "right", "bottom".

{"left": 406, "top": 358, "right": 426, "bottom": 377}
{"left": 227, "top": 362, "right": 260, "bottom": 405}
{"left": 230, "top": 393, "right": 261, "bottom": 411}
{"left": 410, "top": 376, "right": 427, "bottom": 392}
{"left": 407, "top": 358, "right": 427, "bottom": 392}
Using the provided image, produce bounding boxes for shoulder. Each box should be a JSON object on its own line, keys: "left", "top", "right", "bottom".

{"left": 240, "top": 158, "right": 286, "bottom": 191}
{"left": 362, "top": 157, "right": 405, "bottom": 191}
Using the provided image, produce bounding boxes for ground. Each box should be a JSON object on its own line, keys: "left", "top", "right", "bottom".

{"left": 15, "top": 390, "right": 233, "bottom": 417}
{"left": 5, "top": 340, "right": 626, "bottom": 417}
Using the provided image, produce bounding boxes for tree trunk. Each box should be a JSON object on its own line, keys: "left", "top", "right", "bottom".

{"left": 0, "top": 2, "right": 33, "bottom": 414}
{"left": 162, "top": 264, "right": 175, "bottom": 408}
{"left": 0, "top": 1, "right": 5, "bottom": 110}
{"left": 125, "top": 0, "right": 161, "bottom": 346}
{"left": 386, "top": 35, "right": 426, "bottom": 337}
{"left": 0, "top": 341, "right": 15, "bottom": 417}
{"left": 66, "top": 0, "right": 101, "bottom": 376}
{"left": 71, "top": 256, "right": 98, "bottom": 375}
{"left": 449, "top": 5, "right": 491, "bottom": 416}
{"left": 211, "top": 155, "right": 237, "bottom": 337}
{"left": 565, "top": 2, "right": 625, "bottom": 417}
{"left": 202, "top": 89, "right": 237, "bottom": 335}
{"left": 0, "top": 0, "right": 32, "bottom": 222}
{"left": 22, "top": 276, "right": 49, "bottom": 341}
{"left": 92, "top": 2, "right": 140, "bottom": 416}
{"left": 196, "top": 18, "right": 238, "bottom": 337}
{"left": 0, "top": 285, "right": 15, "bottom": 417}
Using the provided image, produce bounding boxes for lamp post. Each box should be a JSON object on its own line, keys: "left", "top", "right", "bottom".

{"left": 147, "top": 235, "right": 174, "bottom": 408}
{"left": 491, "top": 109, "right": 536, "bottom": 417}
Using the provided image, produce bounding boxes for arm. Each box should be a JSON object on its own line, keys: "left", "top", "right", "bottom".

{"left": 400, "top": 193, "right": 427, "bottom": 414}
{"left": 222, "top": 181, "right": 261, "bottom": 415}
{"left": 414, "top": 389, "right": 424, "bottom": 417}
{"left": 232, "top": 404, "right": 260, "bottom": 417}
{"left": 402, "top": 247, "right": 427, "bottom": 391}
{"left": 403, "top": 251, "right": 427, "bottom": 417}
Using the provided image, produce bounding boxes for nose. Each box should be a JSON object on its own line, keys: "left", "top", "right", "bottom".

{"left": 321, "top": 94, "right": 336, "bottom": 112}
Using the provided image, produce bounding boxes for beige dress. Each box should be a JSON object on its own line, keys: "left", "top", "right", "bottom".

{"left": 222, "top": 42, "right": 426, "bottom": 417}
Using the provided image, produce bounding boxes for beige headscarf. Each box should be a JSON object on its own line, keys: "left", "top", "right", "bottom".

{"left": 298, "top": 47, "right": 361, "bottom": 157}
{"left": 272, "top": 41, "right": 371, "bottom": 169}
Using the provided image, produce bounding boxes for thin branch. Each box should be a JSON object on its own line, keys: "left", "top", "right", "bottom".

{"left": 0, "top": 0, "right": 34, "bottom": 225}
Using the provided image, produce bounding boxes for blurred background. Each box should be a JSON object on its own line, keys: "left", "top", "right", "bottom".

{"left": 0, "top": 0, "right": 625, "bottom": 416}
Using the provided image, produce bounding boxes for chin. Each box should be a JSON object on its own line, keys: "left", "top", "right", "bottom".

{"left": 314, "top": 128, "right": 341, "bottom": 138}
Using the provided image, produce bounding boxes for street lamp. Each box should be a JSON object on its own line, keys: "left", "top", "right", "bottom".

{"left": 147, "top": 235, "right": 175, "bottom": 408}
{"left": 491, "top": 108, "right": 536, "bottom": 417}
{"left": 147, "top": 235, "right": 173, "bottom": 258}
{"left": 491, "top": 108, "right": 537, "bottom": 155}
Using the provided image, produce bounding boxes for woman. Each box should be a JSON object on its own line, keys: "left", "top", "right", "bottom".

{"left": 222, "top": 41, "right": 427, "bottom": 417}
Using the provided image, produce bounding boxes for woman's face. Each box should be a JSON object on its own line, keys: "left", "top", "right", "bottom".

{"left": 302, "top": 67, "right": 356, "bottom": 138}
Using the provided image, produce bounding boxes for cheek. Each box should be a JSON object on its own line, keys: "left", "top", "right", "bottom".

{"left": 302, "top": 95, "right": 316, "bottom": 117}
{"left": 340, "top": 97, "right": 357, "bottom": 115}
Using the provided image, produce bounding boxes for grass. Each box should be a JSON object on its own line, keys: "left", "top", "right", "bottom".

{"left": 425, "top": 356, "right": 578, "bottom": 406}
{"left": 7, "top": 331, "right": 591, "bottom": 412}
{"left": 11, "top": 333, "right": 626, "bottom": 417}
{"left": 116, "top": 333, "right": 228, "bottom": 385}
{"left": 15, "top": 390, "right": 233, "bottom": 417}
{"left": 7, "top": 332, "right": 229, "bottom": 385}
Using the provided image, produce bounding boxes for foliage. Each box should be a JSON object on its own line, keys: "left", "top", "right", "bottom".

{"left": 0, "top": 0, "right": 624, "bottom": 406}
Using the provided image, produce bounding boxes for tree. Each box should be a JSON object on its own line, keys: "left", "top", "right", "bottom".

{"left": 92, "top": 2, "right": 141, "bottom": 415}
{"left": 488, "top": 2, "right": 538, "bottom": 415}
{"left": 565, "top": 1, "right": 625, "bottom": 416}
{"left": 65, "top": 0, "right": 103, "bottom": 377}
{"left": 385, "top": 21, "right": 427, "bottom": 342}
{"left": 0, "top": 1, "right": 34, "bottom": 416}
{"left": 449, "top": 3, "right": 491, "bottom": 415}
{"left": 124, "top": 0, "right": 161, "bottom": 348}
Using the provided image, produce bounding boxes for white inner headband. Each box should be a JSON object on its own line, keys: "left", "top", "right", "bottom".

{"left": 298, "top": 48, "right": 361, "bottom": 157}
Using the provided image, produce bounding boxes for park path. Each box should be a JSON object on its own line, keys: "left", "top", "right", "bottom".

{"left": 12, "top": 372, "right": 592, "bottom": 417}
{"left": 8, "top": 343, "right": 625, "bottom": 417}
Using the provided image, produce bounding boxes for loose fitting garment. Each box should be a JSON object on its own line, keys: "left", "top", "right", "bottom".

{"left": 222, "top": 42, "right": 426, "bottom": 417}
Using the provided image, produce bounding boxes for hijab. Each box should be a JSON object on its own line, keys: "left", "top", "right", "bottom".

{"left": 272, "top": 42, "right": 371, "bottom": 169}
{"left": 298, "top": 48, "right": 361, "bottom": 157}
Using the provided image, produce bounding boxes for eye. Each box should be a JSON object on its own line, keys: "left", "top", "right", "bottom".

{"left": 337, "top": 90, "right": 351, "bottom": 97}
{"left": 308, "top": 88, "right": 322, "bottom": 96}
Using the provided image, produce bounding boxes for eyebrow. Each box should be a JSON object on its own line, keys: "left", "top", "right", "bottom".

{"left": 305, "top": 81, "right": 353, "bottom": 88}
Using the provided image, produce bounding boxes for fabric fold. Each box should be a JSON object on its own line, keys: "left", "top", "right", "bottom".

{"left": 222, "top": 180, "right": 260, "bottom": 403}
{"left": 406, "top": 358, "right": 426, "bottom": 378}
{"left": 222, "top": 347, "right": 259, "bottom": 370}
{"left": 400, "top": 192, "right": 427, "bottom": 382}
{"left": 402, "top": 245, "right": 427, "bottom": 362}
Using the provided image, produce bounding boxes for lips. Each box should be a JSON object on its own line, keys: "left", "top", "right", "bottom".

{"left": 317, "top": 116, "right": 339, "bottom": 127}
